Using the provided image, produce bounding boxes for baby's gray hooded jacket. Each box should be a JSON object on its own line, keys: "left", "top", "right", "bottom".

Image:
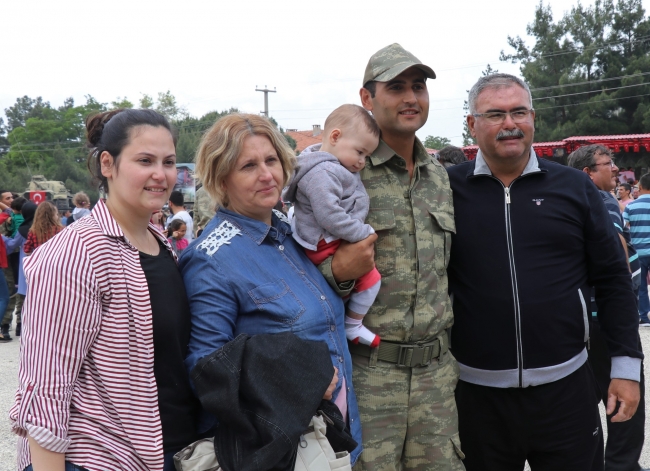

{"left": 283, "top": 144, "right": 374, "bottom": 251}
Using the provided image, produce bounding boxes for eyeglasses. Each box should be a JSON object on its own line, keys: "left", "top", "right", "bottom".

{"left": 472, "top": 109, "right": 535, "bottom": 125}
{"left": 591, "top": 160, "right": 616, "bottom": 169}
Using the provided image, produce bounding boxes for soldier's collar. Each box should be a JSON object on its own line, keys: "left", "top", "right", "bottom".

{"left": 369, "top": 138, "right": 431, "bottom": 168}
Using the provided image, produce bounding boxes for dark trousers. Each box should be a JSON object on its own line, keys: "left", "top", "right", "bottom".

{"left": 456, "top": 362, "right": 603, "bottom": 471}
{"left": 588, "top": 320, "right": 645, "bottom": 471}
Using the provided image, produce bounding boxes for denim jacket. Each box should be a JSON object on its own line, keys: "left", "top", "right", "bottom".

{"left": 179, "top": 208, "right": 362, "bottom": 464}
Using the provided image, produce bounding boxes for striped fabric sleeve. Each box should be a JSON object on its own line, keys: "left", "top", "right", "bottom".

{"left": 10, "top": 228, "right": 101, "bottom": 451}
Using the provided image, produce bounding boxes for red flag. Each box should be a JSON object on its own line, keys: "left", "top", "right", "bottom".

{"left": 29, "top": 191, "right": 46, "bottom": 204}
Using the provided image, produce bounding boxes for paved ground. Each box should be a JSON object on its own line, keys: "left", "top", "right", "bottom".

{"left": 1, "top": 320, "right": 649, "bottom": 470}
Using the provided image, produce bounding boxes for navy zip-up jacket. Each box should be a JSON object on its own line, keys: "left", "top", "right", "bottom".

{"left": 447, "top": 150, "right": 642, "bottom": 388}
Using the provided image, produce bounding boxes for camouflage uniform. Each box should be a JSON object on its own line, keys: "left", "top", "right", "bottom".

{"left": 193, "top": 187, "right": 216, "bottom": 235}
{"left": 317, "top": 43, "right": 464, "bottom": 470}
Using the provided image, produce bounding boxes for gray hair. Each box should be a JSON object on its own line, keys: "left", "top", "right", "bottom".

{"left": 468, "top": 73, "right": 533, "bottom": 114}
{"left": 567, "top": 144, "right": 612, "bottom": 170}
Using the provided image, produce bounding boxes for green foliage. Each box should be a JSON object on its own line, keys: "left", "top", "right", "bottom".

{"left": 139, "top": 94, "right": 154, "bottom": 109}
{"left": 173, "top": 108, "right": 240, "bottom": 163}
{"left": 1, "top": 95, "right": 107, "bottom": 201}
{"left": 0, "top": 92, "right": 242, "bottom": 199}
{"left": 111, "top": 97, "right": 134, "bottom": 109}
{"left": 423, "top": 135, "right": 451, "bottom": 150}
{"left": 462, "top": 65, "right": 499, "bottom": 145}
{"left": 501, "top": 0, "right": 650, "bottom": 141}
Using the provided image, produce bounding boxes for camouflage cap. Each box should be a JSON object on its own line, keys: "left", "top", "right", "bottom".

{"left": 363, "top": 43, "right": 436, "bottom": 86}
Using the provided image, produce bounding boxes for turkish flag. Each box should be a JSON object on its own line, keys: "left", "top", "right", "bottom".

{"left": 29, "top": 191, "right": 46, "bottom": 204}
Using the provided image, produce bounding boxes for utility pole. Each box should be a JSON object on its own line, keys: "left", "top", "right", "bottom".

{"left": 255, "top": 85, "right": 276, "bottom": 117}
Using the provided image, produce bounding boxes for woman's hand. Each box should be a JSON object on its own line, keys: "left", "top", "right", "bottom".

{"left": 323, "top": 367, "right": 339, "bottom": 400}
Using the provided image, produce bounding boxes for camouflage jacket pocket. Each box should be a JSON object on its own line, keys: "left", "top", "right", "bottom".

{"left": 429, "top": 211, "right": 455, "bottom": 275}
{"left": 367, "top": 208, "right": 396, "bottom": 276}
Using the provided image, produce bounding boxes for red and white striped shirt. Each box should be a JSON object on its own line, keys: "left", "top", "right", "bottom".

{"left": 10, "top": 199, "right": 175, "bottom": 471}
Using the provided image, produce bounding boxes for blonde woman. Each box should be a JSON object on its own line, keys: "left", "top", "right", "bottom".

{"left": 180, "top": 114, "right": 363, "bottom": 468}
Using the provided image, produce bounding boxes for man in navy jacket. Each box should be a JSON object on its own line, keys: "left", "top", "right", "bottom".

{"left": 447, "top": 73, "right": 642, "bottom": 471}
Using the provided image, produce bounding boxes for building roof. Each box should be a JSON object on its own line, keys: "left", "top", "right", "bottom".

{"left": 564, "top": 134, "right": 650, "bottom": 141}
{"left": 285, "top": 129, "right": 323, "bottom": 153}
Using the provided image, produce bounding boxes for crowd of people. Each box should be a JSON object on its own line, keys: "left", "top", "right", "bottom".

{"left": 1, "top": 43, "right": 647, "bottom": 471}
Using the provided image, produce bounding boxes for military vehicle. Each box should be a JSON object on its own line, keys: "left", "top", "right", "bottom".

{"left": 23, "top": 175, "right": 73, "bottom": 212}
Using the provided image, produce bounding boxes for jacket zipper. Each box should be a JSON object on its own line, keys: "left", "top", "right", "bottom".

{"left": 473, "top": 163, "right": 543, "bottom": 388}
{"left": 503, "top": 186, "right": 524, "bottom": 387}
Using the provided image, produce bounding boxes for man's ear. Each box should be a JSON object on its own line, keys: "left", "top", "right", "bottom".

{"left": 360, "top": 88, "right": 373, "bottom": 112}
{"left": 467, "top": 115, "right": 477, "bottom": 138}
{"left": 100, "top": 151, "right": 114, "bottom": 179}
{"left": 329, "top": 129, "right": 341, "bottom": 145}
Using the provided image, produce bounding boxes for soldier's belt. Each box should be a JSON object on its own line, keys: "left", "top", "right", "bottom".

{"left": 348, "top": 331, "right": 448, "bottom": 368}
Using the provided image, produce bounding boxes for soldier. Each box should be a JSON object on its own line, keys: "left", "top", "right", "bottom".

{"left": 193, "top": 186, "right": 216, "bottom": 237}
{"left": 321, "top": 43, "right": 463, "bottom": 470}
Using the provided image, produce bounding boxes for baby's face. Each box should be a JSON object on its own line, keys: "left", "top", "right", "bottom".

{"left": 332, "top": 128, "right": 379, "bottom": 173}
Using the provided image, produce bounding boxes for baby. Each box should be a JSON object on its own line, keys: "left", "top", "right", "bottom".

{"left": 284, "top": 104, "right": 381, "bottom": 347}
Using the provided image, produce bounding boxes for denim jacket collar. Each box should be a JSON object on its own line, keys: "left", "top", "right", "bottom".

{"left": 217, "top": 207, "right": 291, "bottom": 246}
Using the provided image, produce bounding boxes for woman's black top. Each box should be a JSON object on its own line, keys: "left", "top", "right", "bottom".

{"left": 140, "top": 243, "right": 198, "bottom": 452}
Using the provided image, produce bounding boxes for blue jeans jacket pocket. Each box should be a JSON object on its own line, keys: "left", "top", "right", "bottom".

{"left": 248, "top": 279, "right": 306, "bottom": 324}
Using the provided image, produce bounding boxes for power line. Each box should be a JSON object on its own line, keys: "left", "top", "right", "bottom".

{"left": 533, "top": 81, "right": 650, "bottom": 101}
{"left": 530, "top": 71, "right": 650, "bottom": 92}
{"left": 534, "top": 92, "right": 650, "bottom": 111}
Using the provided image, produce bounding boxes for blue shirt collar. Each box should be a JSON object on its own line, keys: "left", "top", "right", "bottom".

{"left": 217, "top": 207, "right": 291, "bottom": 245}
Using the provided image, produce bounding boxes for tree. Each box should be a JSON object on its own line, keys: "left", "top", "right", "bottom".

{"left": 463, "top": 64, "right": 499, "bottom": 146}
{"left": 156, "top": 90, "right": 188, "bottom": 121}
{"left": 423, "top": 136, "right": 451, "bottom": 150}
{"left": 111, "top": 97, "right": 134, "bottom": 109}
{"left": 501, "top": 0, "right": 650, "bottom": 141}
{"left": 139, "top": 94, "right": 154, "bottom": 109}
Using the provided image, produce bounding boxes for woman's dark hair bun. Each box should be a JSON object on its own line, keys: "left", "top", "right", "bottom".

{"left": 85, "top": 108, "right": 175, "bottom": 194}
{"left": 85, "top": 109, "right": 124, "bottom": 149}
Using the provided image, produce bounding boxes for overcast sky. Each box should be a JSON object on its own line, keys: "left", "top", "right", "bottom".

{"left": 2, "top": 0, "right": 646, "bottom": 146}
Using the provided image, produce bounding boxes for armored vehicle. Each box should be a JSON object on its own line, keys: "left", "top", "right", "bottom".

{"left": 23, "top": 175, "right": 73, "bottom": 211}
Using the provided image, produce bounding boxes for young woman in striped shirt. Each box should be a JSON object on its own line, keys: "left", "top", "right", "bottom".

{"left": 10, "top": 109, "right": 198, "bottom": 471}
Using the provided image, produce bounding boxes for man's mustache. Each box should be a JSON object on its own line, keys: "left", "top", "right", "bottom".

{"left": 496, "top": 129, "right": 525, "bottom": 140}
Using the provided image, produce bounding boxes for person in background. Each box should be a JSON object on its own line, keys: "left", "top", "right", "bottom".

{"left": 71, "top": 192, "right": 91, "bottom": 221}
{"left": 166, "top": 190, "right": 193, "bottom": 242}
{"left": 1, "top": 202, "right": 35, "bottom": 340}
{"left": 6, "top": 197, "right": 27, "bottom": 303}
{"left": 618, "top": 183, "right": 635, "bottom": 211}
{"left": 633, "top": 185, "right": 640, "bottom": 199}
{"left": 0, "top": 224, "right": 10, "bottom": 342}
{"left": 60, "top": 209, "right": 72, "bottom": 226}
{"left": 567, "top": 145, "right": 646, "bottom": 471}
{"left": 624, "top": 173, "right": 650, "bottom": 328}
{"left": 23, "top": 202, "right": 63, "bottom": 256}
{"left": 192, "top": 186, "right": 215, "bottom": 238}
{"left": 0, "top": 190, "right": 14, "bottom": 214}
{"left": 9, "top": 197, "right": 27, "bottom": 237}
{"left": 150, "top": 209, "right": 166, "bottom": 233}
{"left": 10, "top": 108, "right": 198, "bottom": 471}
{"left": 437, "top": 145, "right": 468, "bottom": 169}
{"left": 166, "top": 219, "right": 188, "bottom": 257}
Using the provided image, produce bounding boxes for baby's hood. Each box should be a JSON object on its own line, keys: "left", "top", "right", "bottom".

{"left": 283, "top": 146, "right": 340, "bottom": 203}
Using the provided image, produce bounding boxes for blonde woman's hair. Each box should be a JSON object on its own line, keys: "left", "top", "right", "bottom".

{"left": 195, "top": 113, "right": 296, "bottom": 208}
{"left": 72, "top": 191, "right": 90, "bottom": 207}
